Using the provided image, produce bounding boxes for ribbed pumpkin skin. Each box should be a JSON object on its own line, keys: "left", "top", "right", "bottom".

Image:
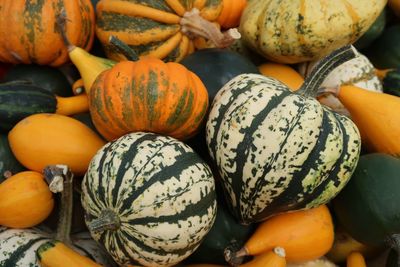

{"left": 95, "top": 0, "right": 222, "bottom": 62}
{"left": 89, "top": 58, "right": 208, "bottom": 141}
{"left": 206, "top": 74, "right": 361, "bottom": 224}
{"left": 82, "top": 132, "right": 217, "bottom": 267}
{"left": 0, "top": 227, "right": 112, "bottom": 267}
{"left": 239, "top": 0, "right": 387, "bottom": 64}
{"left": 0, "top": 0, "right": 95, "bottom": 67}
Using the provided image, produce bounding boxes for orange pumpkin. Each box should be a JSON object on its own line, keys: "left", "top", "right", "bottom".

{"left": 89, "top": 57, "right": 209, "bottom": 141}
{"left": 8, "top": 113, "right": 106, "bottom": 176}
{"left": 217, "top": 0, "right": 247, "bottom": 29}
{"left": 0, "top": 0, "right": 95, "bottom": 66}
{"left": 0, "top": 171, "right": 54, "bottom": 228}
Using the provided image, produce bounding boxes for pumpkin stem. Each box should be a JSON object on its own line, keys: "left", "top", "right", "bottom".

{"left": 180, "top": 8, "right": 241, "bottom": 48}
{"left": 108, "top": 35, "right": 139, "bottom": 61}
{"left": 87, "top": 209, "right": 121, "bottom": 234}
{"left": 43, "top": 165, "right": 74, "bottom": 246}
{"left": 387, "top": 234, "right": 400, "bottom": 266}
{"left": 296, "top": 45, "right": 359, "bottom": 97}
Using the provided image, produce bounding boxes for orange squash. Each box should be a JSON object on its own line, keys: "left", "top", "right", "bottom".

{"left": 230, "top": 205, "right": 334, "bottom": 264}
{"left": 217, "top": 0, "right": 247, "bottom": 29}
{"left": 0, "top": 0, "right": 95, "bottom": 66}
{"left": 8, "top": 113, "right": 106, "bottom": 176}
{"left": 258, "top": 62, "right": 304, "bottom": 91}
{"left": 346, "top": 252, "right": 367, "bottom": 267}
{"left": 37, "top": 240, "right": 102, "bottom": 267}
{"left": 337, "top": 85, "right": 400, "bottom": 156}
{"left": 0, "top": 171, "right": 54, "bottom": 228}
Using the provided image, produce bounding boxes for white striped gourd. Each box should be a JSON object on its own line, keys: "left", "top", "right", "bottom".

{"left": 206, "top": 46, "right": 361, "bottom": 224}
{"left": 82, "top": 132, "right": 217, "bottom": 267}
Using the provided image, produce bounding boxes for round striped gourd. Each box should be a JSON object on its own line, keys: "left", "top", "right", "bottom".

{"left": 239, "top": 0, "right": 387, "bottom": 64}
{"left": 95, "top": 0, "right": 239, "bottom": 62}
{"left": 89, "top": 57, "right": 209, "bottom": 141}
{"left": 0, "top": 0, "right": 95, "bottom": 67}
{"left": 298, "top": 51, "right": 383, "bottom": 116}
{"left": 0, "top": 227, "right": 112, "bottom": 267}
{"left": 82, "top": 132, "right": 217, "bottom": 267}
{"left": 206, "top": 46, "right": 361, "bottom": 224}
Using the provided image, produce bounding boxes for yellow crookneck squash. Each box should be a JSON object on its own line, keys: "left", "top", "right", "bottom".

{"left": 0, "top": 171, "right": 54, "bottom": 228}
{"left": 0, "top": 0, "right": 95, "bottom": 66}
{"left": 95, "top": 0, "right": 240, "bottom": 62}
{"left": 239, "top": 0, "right": 387, "bottom": 64}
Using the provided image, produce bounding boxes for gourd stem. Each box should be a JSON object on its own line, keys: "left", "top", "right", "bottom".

{"left": 296, "top": 45, "right": 358, "bottom": 97}
{"left": 87, "top": 209, "right": 121, "bottom": 234}
{"left": 180, "top": 8, "right": 241, "bottom": 48}
{"left": 387, "top": 234, "right": 400, "bottom": 266}
{"left": 224, "top": 247, "right": 248, "bottom": 266}
{"left": 108, "top": 36, "right": 139, "bottom": 61}
{"left": 55, "top": 94, "right": 89, "bottom": 116}
{"left": 43, "top": 165, "right": 74, "bottom": 246}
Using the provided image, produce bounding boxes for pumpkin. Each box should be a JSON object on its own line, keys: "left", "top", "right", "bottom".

{"left": 37, "top": 240, "right": 102, "bottom": 267}
{"left": 0, "top": 133, "right": 25, "bottom": 182}
{"left": 0, "top": 171, "right": 54, "bottom": 228}
{"left": 258, "top": 62, "right": 304, "bottom": 91}
{"left": 81, "top": 132, "right": 217, "bottom": 267}
{"left": 206, "top": 45, "right": 361, "bottom": 224}
{"left": 229, "top": 205, "right": 334, "bottom": 264}
{"left": 299, "top": 51, "right": 383, "bottom": 116}
{"left": 0, "top": 165, "right": 114, "bottom": 267}
{"left": 333, "top": 154, "right": 400, "bottom": 253}
{"left": 346, "top": 252, "right": 367, "bottom": 267}
{"left": 217, "top": 0, "right": 247, "bottom": 29}
{"left": 0, "top": 0, "right": 95, "bottom": 66}
{"left": 95, "top": 0, "right": 240, "bottom": 62}
{"left": 0, "top": 82, "right": 89, "bottom": 131}
{"left": 332, "top": 85, "right": 400, "bottom": 156}
{"left": 8, "top": 113, "right": 106, "bottom": 176}
{"left": 1, "top": 64, "right": 72, "bottom": 97}
{"left": 239, "top": 0, "right": 387, "bottom": 64}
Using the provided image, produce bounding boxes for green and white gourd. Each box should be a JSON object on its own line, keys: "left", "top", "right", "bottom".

{"left": 0, "top": 227, "right": 113, "bottom": 267}
{"left": 82, "top": 132, "right": 217, "bottom": 267}
{"left": 206, "top": 45, "right": 362, "bottom": 224}
{"left": 298, "top": 51, "right": 383, "bottom": 116}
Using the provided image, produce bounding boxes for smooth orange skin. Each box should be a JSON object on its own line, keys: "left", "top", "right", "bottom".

{"left": 346, "top": 252, "right": 367, "bottom": 267}
{"left": 0, "top": 171, "right": 54, "bottom": 228}
{"left": 217, "top": 0, "right": 247, "bottom": 29}
{"left": 0, "top": 0, "right": 95, "bottom": 66}
{"left": 244, "top": 205, "right": 334, "bottom": 263}
{"left": 8, "top": 113, "right": 106, "bottom": 176}
{"left": 338, "top": 85, "right": 400, "bottom": 156}
{"left": 258, "top": 62, "right": 304, "bottom": 91}
{"left": 89, "top": 57, "right": 209, "bottom": 141}
{"left": 39, "top": 241, "right": 102, "bottom": 267}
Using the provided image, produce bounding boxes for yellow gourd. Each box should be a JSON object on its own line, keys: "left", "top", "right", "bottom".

{"left": 258, "top": 62, "right": 304, "bottom": 91}
{"left": 346, "top": 252, "right": 367, "bottom": 267}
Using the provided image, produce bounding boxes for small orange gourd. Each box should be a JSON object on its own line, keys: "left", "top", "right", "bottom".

{"left": 230, "top": 205, "right": 334, "bottom": 264}
{"left": 37, "top": 240, "right": 102, "bottom": 267}
{"left": 336, "top": 85, "right": 400, "bottom": 156}
{"left": 346, "top": 252, "right": 367, "bottom": 267}
{"left": 217, "top": 0, "right": 247, "bottom": 29}
{"left": 258, "top": 62, "right": 304, "bottom": 91}
{"left": 0, "top": 171, "right": 54, "bottom": 228}
{"left": 8, "top": 113, "right": 106, "bottom": 176}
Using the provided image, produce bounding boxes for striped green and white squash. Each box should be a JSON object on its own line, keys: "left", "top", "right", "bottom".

{"left": 0, "top": 227, "right": 114, "bottom": 267}
{"left": 82, "top": 132, "right": 217, "bottom": 267}
{"left": 206, "top": 46, "right": 362, "bottom": 224}
{"left": 298, "top": 51, "right": 383, "bottom": 116}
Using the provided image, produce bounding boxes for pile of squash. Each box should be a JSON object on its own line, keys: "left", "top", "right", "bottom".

{"left": 0, "top": 0, "right": 400, "bottom": 266}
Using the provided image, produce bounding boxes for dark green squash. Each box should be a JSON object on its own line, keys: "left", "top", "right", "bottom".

{"left": 333, "top": 153, "right": 400, "bottom": 262}
{"left": 354, "top": 8, "right": 387, "bottom": 50}
{"left": 2, "top": 65, "right": 72, "bottom": 97}
{"left": 364, "top": 25, "right": 400, "bottom": 69}
{"left": 0, "top": 134, "right": 25, "bottom": 183}
{"left": 380, "top": 67, "right": 400, "bottom": 97}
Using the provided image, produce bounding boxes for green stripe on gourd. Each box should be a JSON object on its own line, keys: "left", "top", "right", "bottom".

{"left": 206, "top": 45, "right": 361, "bottom": 224}
{"left": 82, "top": 132, "right": 217, "bottom": 267}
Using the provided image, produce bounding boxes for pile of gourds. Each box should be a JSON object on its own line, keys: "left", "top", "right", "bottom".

{"left": 0, "top": 0, "right": 400, "bottom": 266}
